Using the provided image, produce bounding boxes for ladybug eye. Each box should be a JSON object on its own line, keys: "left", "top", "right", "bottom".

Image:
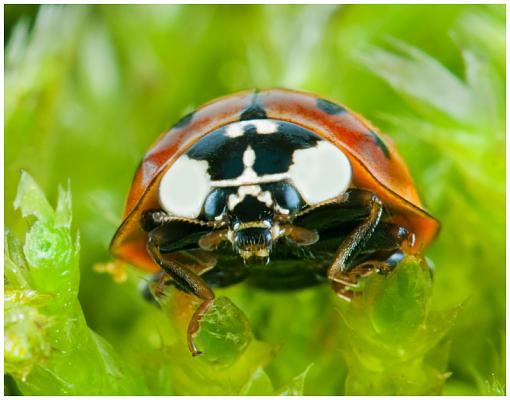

{"left": 203, "top": 188, "right": 229, "bottom": 220}
{"left": 158, "top": 155, "right": 211, "bottom": 218}
{"left": 288, "top": 140, "right": 352, "bottom": 205}
{"left": 264, "top": 182, "right": 303, "bottom": 214}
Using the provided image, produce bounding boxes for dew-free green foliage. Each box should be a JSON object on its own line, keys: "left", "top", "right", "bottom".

{"left": 340, "top": 257, "right": 459, "bottom": 395}
{"left": 5, "top": 172, "right": 148, "bottom": 395}
{"left": 4, "top": 4, "right": 505, "bottom": 396}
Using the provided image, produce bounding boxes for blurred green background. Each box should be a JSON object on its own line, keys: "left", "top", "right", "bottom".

{"left": 5, "top": 4, "right": 505, "bottom": 395}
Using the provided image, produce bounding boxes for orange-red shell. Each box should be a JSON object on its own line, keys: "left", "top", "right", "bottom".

{"left": 110, "top": 88, "right": 439, "bottom": 272}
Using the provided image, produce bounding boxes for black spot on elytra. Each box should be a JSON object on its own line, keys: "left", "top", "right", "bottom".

{"left": 173, "top": 111, "right": 194, "bottom": 128}
{"left": 316, "top": 98, "right": 346, "bottom": 115}
{"left": 370, "top": 131, "right": 391, "bottom": 159}
{"left": 240, "top": 91, "right": 267, "bottom": 120}
{"left": 240, "top": 105, "right": 267, "bottom": 120}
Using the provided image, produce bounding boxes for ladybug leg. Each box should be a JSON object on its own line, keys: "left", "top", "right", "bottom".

{"left": 141, "top": 208, "right": 215, "bottom": 231}
{"left": 140, "top": 209, "right": 173, "bottom": 231}
{"left": 147, "top": 231, "right": 215, "bottom": 356}
{"left": 279, "top": 225, "right": 319, "bottom": 246}
{"left": 292, "top": 189, "right": 412, "bottom": 298}
{"left": 331, "top": 281, "right": 357, "bottom": 302}
{"left": 329, "top": 251, "right": 413, "bottom": 300}
{"left": 327, "top": 191, "right": 384, "bottom": 284}
{"left": 198, "top": 229, "right": 229, "bottom": 251}
{"left": 331, "top": 259, "right": 393, "bottom": 301}
{"left": 154, "top": 271, "right": 172, "bottom": 297}
{"left": 186, "top": 298, "right": 215, "bottom": 354}
{"left": 140, "top": 271, "right": 171, "bottom": 305}
{"left": 340, "top": 250, "right": 406, "bottom": 281}
{"left": 329, "top": 258, "right": 396, "bottom": 301}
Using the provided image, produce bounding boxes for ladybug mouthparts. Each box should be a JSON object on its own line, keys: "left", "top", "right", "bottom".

{"left": 233, "top": 225, "right": 273, "bottom": 263}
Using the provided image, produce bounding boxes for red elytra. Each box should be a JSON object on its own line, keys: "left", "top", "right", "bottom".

{"left": 110, "top": 88, "right": 440, "bottom": 273}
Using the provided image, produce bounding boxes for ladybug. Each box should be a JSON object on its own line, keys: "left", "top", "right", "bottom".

{"left": 110, "top": 88, "right": 439, "bottom": 355}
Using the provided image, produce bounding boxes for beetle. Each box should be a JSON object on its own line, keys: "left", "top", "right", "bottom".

{"left": 110, "top": 88, "right": 439, "bottom": 355}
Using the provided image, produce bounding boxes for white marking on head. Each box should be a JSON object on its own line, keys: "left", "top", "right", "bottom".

{"left": 159, "top": 155, "right": 211, "bottom": 218}
{"left": 224, "top": 120, "right": 278, "bottom": 138}
{"left": 274, "top": 204, "right": 290, "bottom": 215}
{"left": 243, "top": 146, "right": 256, "bottom": 168}
{"left": 227, "top": 185, "right": 261, "bottom": 210}
{"left": 257, "top": 190, "right": 273, "bottom": 207}
{"left": 289, "top": 140, "right": 352, "bottom": 205}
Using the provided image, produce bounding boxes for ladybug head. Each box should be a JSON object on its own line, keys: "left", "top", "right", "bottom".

{"left": 201, "top": 180, "right": 316, "bottom": 263}
{"left": 200, "top": 186, "right": 279, "bottom": 262}
{"left": 228, "top": 194, "right": 275, "bottom": 264}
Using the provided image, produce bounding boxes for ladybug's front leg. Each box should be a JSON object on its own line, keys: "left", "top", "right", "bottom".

{"left": 147, "top": 237, "right": 215, "bottom": 356}
{"left": 147, "top": 226, "right": 215, "bottom": 356}
{"left": 327, "top": 191, "right": 384, "bottom": 298}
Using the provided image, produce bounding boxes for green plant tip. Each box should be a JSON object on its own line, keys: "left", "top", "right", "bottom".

{"left": 194, "top": 296, "right": 253, "bottom": 365}
{"left": 24, "top": 222, "right": 74, "bottom": 292}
